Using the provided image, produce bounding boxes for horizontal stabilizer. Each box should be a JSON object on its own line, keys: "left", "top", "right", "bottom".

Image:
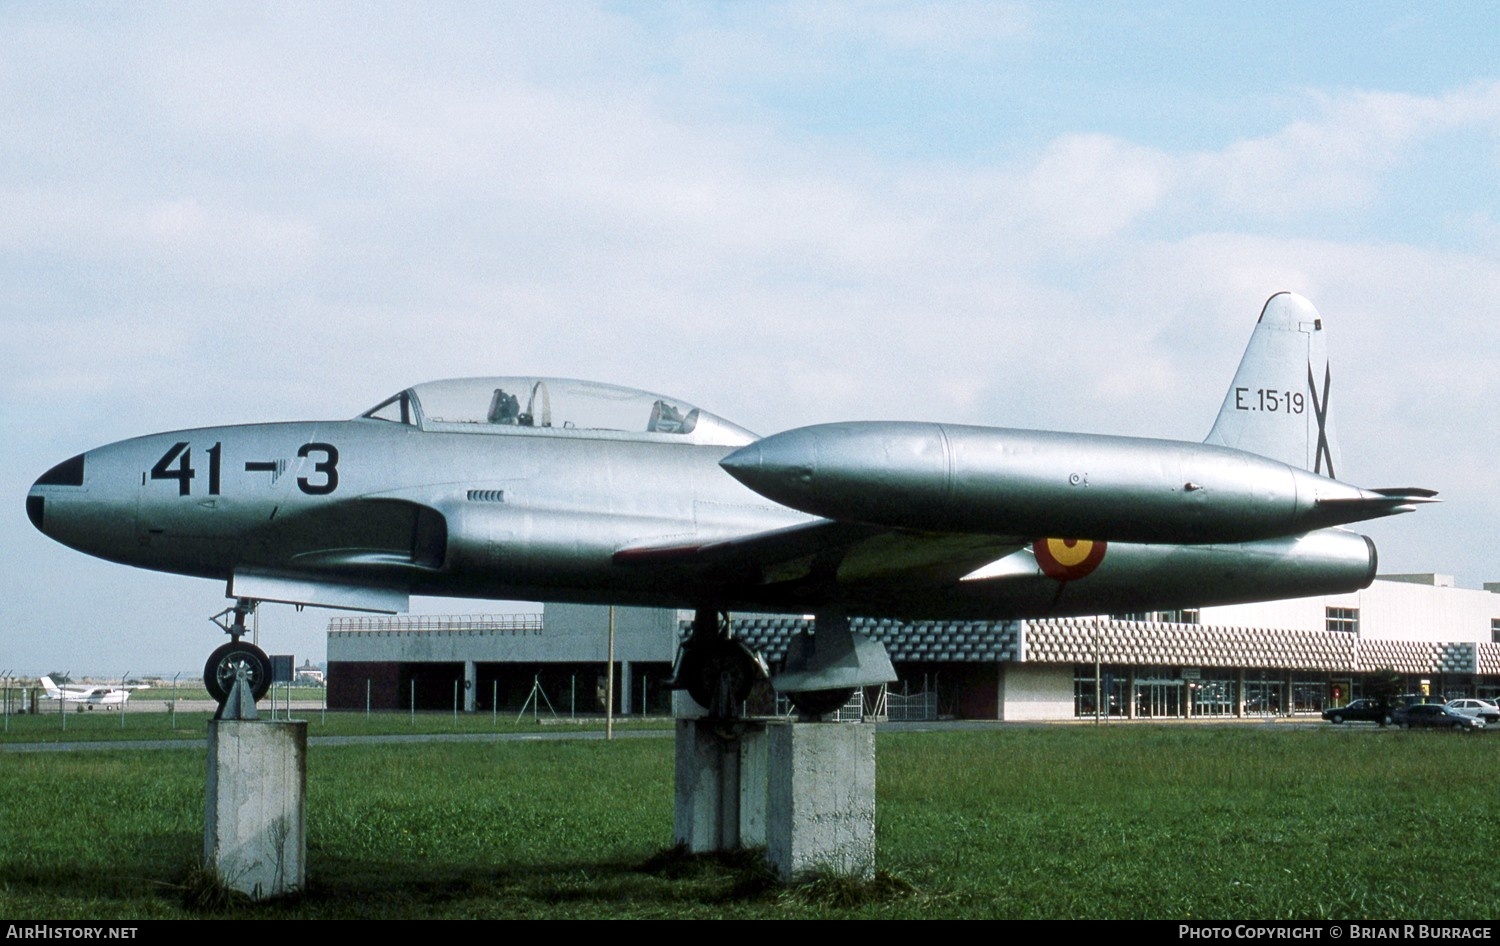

{"left": 1368, "top": 487, "right": 1440, "bottom": 499}
{"left": 1314, "top": 487, "right": 1440, "bottom": 521}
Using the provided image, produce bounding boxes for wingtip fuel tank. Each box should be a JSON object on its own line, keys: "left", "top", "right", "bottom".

{"left": 719, "top": 423, "right": 1434, "bottom": 545}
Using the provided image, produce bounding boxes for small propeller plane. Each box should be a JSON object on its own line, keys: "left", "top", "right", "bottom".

{"left": 39, "top": 676, "right": 145, "bottom": 710}
{"left": 26, "top": 293, "right": 1434, "bottom": 715}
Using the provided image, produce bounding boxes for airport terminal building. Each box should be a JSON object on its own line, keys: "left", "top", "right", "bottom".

{"left": 326, "top": 573, "right": 1500, "bottom": 721}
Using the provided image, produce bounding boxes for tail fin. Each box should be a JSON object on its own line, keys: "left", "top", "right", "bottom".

{"left": 1204, "top": 292, "right": 1340, "bottom": 477}
{"left": 40, "top": 676, "right": 61, "bottom": 698}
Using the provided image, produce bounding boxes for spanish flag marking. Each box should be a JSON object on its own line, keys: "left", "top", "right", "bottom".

{"left": 1034, "top": 537, "right": 1107, "bottom": 581}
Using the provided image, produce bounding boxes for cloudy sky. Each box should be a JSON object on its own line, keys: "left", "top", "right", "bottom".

{"left": 4, "top": 2, "right": 1498, "bottom": 676}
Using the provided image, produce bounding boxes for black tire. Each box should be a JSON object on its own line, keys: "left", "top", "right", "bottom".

{"left": 679, "top": 638, "right": 762, "bottom": 715}
{"left": 1454, "top": 722, "right": 1470, "bottom": 732}
{"left": 786, "top": 687, "right": 856, "bottom": 718}
{"left": 1330, "top": 714, "right": 1344, "bottom": 724}
{"left": 204, "top": 641, "right": 272, "bottom": 705}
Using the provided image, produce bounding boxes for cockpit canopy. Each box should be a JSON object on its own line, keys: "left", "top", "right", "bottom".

{"left": 359, "top": 377, "right": 758, "bottom": 446}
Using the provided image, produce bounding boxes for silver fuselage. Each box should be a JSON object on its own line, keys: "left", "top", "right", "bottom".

{"left": 28, "top": 409, "right": 1379, "bottom": 621}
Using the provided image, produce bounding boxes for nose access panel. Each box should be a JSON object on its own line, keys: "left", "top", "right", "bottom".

{"left": 35, "top": 453, "right": 85, "bottom": 487}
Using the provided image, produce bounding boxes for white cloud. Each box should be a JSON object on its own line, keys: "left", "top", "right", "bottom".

{"left": 1190, "top": 82, "right": 1500, "bottom": 217}
{"left": 1018, "top": 134, "right": 1174, "bottom": 244}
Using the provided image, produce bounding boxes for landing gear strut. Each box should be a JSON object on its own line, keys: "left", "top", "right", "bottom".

{"left": 671, "top": 608, "right": 768, "bottom": 718}
{"left": 205, "top": 598, "right": 272, "bottom": 706}
{"left": 775, "top": 612, "right": 896, "bottom": 720}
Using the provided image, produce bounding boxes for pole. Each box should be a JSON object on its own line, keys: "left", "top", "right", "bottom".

{"left": 410, "top": 679, "right": 415, "bottom": 726}
{"left": 491, "top": 680, "right": 497, "bottom": 727}
{"left": 366, "top": 679, "right": 371, "bottom": 720}
{"left": 606, "top": 606, "right": 615, "bottom": 741}
{"left": 1094, "top": 619, "right": 1102, "bottom": 726}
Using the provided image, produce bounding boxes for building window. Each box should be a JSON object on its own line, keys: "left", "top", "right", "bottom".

{"left": 1491, "top": 619, "right": 1500, "bottom": 644}
{"left": 1326, "top": 607, "right": 1360, "bottom": 634}
{"left": 1113, "top": 609, "right": 1200, "bottom": 625}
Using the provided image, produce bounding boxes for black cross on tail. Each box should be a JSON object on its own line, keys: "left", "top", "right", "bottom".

{"left": 1307, "top": 362, "right": 1334, "bottom": 479}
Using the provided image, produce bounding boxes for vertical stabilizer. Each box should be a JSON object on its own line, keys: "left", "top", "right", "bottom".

{"left": 1204, "top": 292, "right": 1340, "bottom": 478}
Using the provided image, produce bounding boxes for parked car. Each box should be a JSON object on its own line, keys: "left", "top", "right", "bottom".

{"left": 1444, "top": 699, "right": 1500, "bottom": 724}
{"left": 1321, "top": 699, "right": 1393, "bottom": 726}
{"left": 1392, "top": 702, "right": 1484, "bottom": 731}
{"left": 1398, "top": 693, "right": 1447, "bottom": 707}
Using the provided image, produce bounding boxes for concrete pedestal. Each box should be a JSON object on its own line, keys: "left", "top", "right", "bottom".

{"left": 674, "top": 718, "right": 875, "bottom": 881}
{"left": 674, "top": 719, "right": 769, "bottom": 851}
{"left": 766, "top": 721, "right": 875, "bottom": 881}
{"left": 205, "top": 720, "right": 307, "bottom": 900}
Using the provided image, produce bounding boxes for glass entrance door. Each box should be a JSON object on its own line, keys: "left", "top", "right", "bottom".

{"left": 1243, "top": 680, "right": 1284, "bottom": 716}
{"left": 1134, "top": 680, "right": 1184, "bottom": 718}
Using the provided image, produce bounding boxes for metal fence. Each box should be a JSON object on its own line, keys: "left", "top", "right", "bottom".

{"left": 327, "top": 613, "right": 543, "bottom": 634}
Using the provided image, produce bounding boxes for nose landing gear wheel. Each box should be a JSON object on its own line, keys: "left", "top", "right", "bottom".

{"left": 204, "top": 641, "right": 272, "bottom": 705}
{"left": 681, "top": 638, "right": 765, "bottom": 717}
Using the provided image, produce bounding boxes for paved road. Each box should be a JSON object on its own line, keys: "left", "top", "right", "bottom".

{"left": 0, "top": 725, "right": 676, "bottom": 753}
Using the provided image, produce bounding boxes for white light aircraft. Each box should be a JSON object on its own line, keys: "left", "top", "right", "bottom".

{"left": 38, "top": 676, "right": 145, "bottom": 710}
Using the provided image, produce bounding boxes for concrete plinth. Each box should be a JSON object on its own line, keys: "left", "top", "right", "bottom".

{"left": 766, "top": 721, "right": 875, "bottom": 881}
{"left": 205, "top": 720, "right": 307, "bottom": 900}
{"left": 674, "top": 718, "right": 875, "bottom": 881}
{"left": 674, "top": 719, "right": 769, "bottom": 851}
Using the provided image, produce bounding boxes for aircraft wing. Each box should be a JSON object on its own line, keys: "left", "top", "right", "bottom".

{"left": 614, "top": 519, "right": 1028, "bottom": 604}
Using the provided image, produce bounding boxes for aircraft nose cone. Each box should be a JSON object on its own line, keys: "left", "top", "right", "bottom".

{"left": 26, "top": 493, "right": 44, "bottom": 533}
{"left": 28, "top": 452, "right": 86, "bottom": 536}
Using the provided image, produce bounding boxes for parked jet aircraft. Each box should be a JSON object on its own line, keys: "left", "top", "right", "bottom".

{"left": 26, "top": 292, "right": 1433, "bottom": 714}
{"left": 39, "top": 676, "right": 144, "bottom": 710}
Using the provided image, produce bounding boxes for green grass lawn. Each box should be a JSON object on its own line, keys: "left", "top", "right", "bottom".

{"left": 1, "top": 725, "right": 1495, "bottom": 919}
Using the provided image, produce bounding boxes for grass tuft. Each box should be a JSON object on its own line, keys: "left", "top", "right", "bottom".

{"left": 172, "top": 862, "right": 256, "bottom": 914}
{"left": 786, "top": 869, "right": 918, "bottom": 908}
{"left": 632, "top": 845, "right": 780, "bottom": 902}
